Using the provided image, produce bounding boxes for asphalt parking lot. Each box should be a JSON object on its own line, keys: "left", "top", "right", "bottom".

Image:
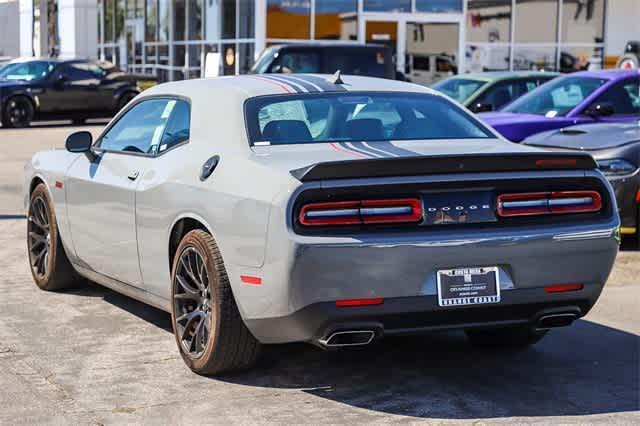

{"left": 0, "top": 124, "right": 638, "bottom": 424}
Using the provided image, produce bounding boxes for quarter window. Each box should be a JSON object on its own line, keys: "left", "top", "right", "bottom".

{"left": 99, "top": 98, "right": 190, "bottom": 154}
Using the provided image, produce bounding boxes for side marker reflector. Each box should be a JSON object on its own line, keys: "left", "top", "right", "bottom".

{"left": 55, "top": 181, "right": 63, "bottom": 189}
{"left": 240, "top": 275, "right": 262, "bottom": 285}
{"left": 336, "top": 297, "right": 384, "bottom": 307}
{"left": 544, "top": 284, "right": 583, "bottom": 293}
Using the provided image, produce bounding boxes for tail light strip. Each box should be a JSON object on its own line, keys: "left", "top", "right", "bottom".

{"left": 498, "top": 191, "right": 602, "bottom": 217}
{"left": 300, "top": 198, "right": 422, "bottom": 226}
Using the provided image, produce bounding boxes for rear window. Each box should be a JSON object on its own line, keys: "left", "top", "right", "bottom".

{"left": 245, "top": 92, "right": 494, "bottom": 146}
{"left": 326, "top": 50, "right": 388, "bottom": 78}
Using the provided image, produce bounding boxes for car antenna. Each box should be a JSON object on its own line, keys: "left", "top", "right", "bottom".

{"left": 327, "top": 70, "right": 344, "bottom": 85}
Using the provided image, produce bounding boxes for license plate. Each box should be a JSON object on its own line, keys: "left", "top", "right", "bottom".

{"left": 436, "top": 267, "right": 500, "bottom": 307}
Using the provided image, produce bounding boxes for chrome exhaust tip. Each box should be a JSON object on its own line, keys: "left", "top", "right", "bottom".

{"left": 318, "top": 330, "right": 376, "bottom": 348}
{"left": 537, "top": 313, "right": 577, "bottom": 329}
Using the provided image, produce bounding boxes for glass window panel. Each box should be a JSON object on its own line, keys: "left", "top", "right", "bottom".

{"left": 315, "top": 0, "right": 356, "bottom": 41}
{"left": 465, "top": 44, "right": 510, "bottom": 72}
{"left": 466, "top": 0, "right": 511, "bottom": 43}
{"left": 97, "top": 0, "right": 103, "bottom": 44}
{"left": 222, "top": 0, "right": 236, "bottom": 39}
{"left": 589, "top": 78, "right": 640, "bottom": 116}
{"left": 145, "top": 45, "right": 157, "bottom": 63}
{"left": 158, "top": 0, "right": 169, "bottom": 42}
{"left": 104, "top": 0, "right": 114, "bottom": 42}
{"left": 188, "top": 0, "right": 203, "bottom": 40}
{"left": 513, "top": 46, "right": 557, "bottom": 71}
{"left": 99, "top": 99, "right": 174, "bottom": 153}
{"left": 174, "top": 0, "right": 186, "bottom": 41}
{"left": 561, "top": 0, "right": 604, "bottom": 43}
{"left": 238, "top": 0, "right": 255, "bottom": 38}
{"left": 416, "top": 0, "right": 462, "bottom": 13}
{"left": 504, "top": 75, "right": 606, "bottom": 116}
{"left": 238, "top": 43, "right": 255, "bottom": 74}
{"left": 158, "top": 45, "right": 169, "bottom": 65}
{"left": 115, "top": 0, "right": 125, "bottom": 42}
{"left": 146, "top": 0, "right": 157, "bottom": 42}
{"left": 160, "top": 100, "right": 191, "bottom": 150}
{"left": 514, "top": 0, "right": 558, "bottom": 43}
{"left": 363, "top": 0, "right": 410, "bottom": 12}
{"left": 267, "top": 0, "right": 310, "bottom": 39}
{"left": 173, "top": 45, "right": 186, "bottom": 67}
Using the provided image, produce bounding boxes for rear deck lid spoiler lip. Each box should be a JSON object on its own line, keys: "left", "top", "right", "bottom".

{"left": 290, "top": 152, "right": 598, "bottom": 182}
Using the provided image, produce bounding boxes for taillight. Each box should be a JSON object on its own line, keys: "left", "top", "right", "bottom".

{"left": 497, "top": 191, "right": 601, "bottom": 217}
{"left": 299, "top": 198, "right": 422, "bottom": 226}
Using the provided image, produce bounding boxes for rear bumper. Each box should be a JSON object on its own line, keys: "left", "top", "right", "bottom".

{"left": 246, "top": 286, "right": 602, "bottom": 345}
{"left": 238, "top": 222, "right": 618, "bottom": 344}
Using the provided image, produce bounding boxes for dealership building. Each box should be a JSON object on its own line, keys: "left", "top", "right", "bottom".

{"left": 1, "top": 0, "right": 639, "bottom": 83}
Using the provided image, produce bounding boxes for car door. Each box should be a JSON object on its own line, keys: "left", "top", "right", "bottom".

{"left": 65, "top": 98, "right": 175, "bottom": 286}
{"left": 48, "top": 63, "right": 98, "bottom": 112}
{"left": 582, "top": 77, "right": 640, "bottom": 123}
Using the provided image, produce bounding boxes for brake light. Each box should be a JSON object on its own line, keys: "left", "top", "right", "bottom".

{"left": 336, "top": 297, "right": 384, "bottom": 307}
{"left": 544, "top": 284, "right": 583, "bottom": 293}
{"left": 299, "top": 198, "right": 422, "bottom": 226}
{"left": 497, "top": 191, "right": 601, "bottom": 217}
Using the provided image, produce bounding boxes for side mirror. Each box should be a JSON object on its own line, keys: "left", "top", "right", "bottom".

{"left": 470, "top": 103, "right": 494, "bottom": 113}
{"left": 55, "top": 74, "right": 68, "bottom": 88}
{"left": 65, "top": 131, "right": 93, "bottom": 153}
{"left": 585, "top": 102, "right": 615, "bottom": 117}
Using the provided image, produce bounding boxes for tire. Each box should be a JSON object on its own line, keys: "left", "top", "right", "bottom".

{"left": 3, "top": 96, "right": 34, "bottom": 128}
{"left": 115, "top": 92, "right": 137, "bottom": 113}
{"left": 465, "top": 326, "right": 547, "bottom": 349}
{"left": 27, "top": 183, "right": 79, "bottom": 291}
{"left": 170, "top": 229, "right": 261, "bottom": 375}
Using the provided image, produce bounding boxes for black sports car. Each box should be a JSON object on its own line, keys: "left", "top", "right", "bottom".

{"left": 524, "top": 121, "right": 640, "bottom": 241}
{"left": 0, "top": 58, "right": 140, "bottom": 128}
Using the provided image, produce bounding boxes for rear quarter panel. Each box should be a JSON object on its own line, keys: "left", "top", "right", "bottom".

{"left": 24, "top": 150, "right": 79, "bottom": 259}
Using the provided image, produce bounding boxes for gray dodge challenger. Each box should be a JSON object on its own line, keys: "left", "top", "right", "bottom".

{"left": 24, "top": 73, "right": 620, "bottom": 375}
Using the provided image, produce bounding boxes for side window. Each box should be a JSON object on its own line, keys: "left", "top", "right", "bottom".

{"left": 159, "top": 100, "right": 191, "bottom": 152}
{"left": 271, "top": 51, "right": 320, "bottom": 73}
{"left": 59, "top": 63, "right": 101, "bottom": 81}
{"left": 589, "top": 79, "right": 640, "bottom": 115}
{"left": 99, "top": 99, "right": 182, "bottom": 154}
{"left": 477, "top": 81, "right": 516, "bottom": 110}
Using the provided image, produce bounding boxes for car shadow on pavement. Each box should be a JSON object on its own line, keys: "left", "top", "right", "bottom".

{"left": 74, "top": 282, "right": 639, "bottom": 419}
{"left": 225, "top": 321, "right": 639, "bottom": 419}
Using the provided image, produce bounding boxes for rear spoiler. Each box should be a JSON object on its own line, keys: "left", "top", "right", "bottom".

{"left": 290, "top": 152, "right": 598, "bottom": 182}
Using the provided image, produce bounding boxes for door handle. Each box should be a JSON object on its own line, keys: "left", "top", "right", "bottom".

{"left": 127, "top": 170, "right": 140, "bottom": 181}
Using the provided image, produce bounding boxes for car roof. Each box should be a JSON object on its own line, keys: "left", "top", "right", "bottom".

{"left": 448, "top": 71, "right": 560, "bottom": 83}
{"left": 142, "top": 74, "right": 434, "bottom": 100}
{"left": 4, "top": 57, "right": 91, "bottom": 65}
{"left": 568, "top": 69, "right": 640, "bottom": 80}
{"left": 270, "top": 43, "right": 390, "bottom": 51}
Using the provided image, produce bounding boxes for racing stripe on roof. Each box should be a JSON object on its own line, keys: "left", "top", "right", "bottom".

{"left": 271, "top": 74, "right": 321, "bottom": 92}
{"left": 247, "top": 75, "right": 293, "bottom": 93}
{"left": 260, "top": 74, "right": 307, "bottom": 92}
{"left": 328, "top": 142, "right": 370, "bottom": 159}
{"left": 377, "top": 141, "right": 421, "bottom": 156}
{"left": 342, "top": 142, "right": 385, "bottom": 158}
{"left": 295, "top": 75, "right": 348, "bottom": 92}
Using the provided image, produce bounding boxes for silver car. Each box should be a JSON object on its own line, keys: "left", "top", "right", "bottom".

{"left": 24, "top": 74, "right": 619, "bottom": 375}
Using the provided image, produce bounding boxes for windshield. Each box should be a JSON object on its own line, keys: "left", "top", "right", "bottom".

{"left": 0, "top": 61, "right": 54, "bottom": 81}
{"left": 503, "top": 76, "right": 606, "bottom": 116}
{"left": 245, "top": 92, "right": 494, "bottom": 146}
{"left": 432, "top": 78, "right": 487, "bottom": 103}
{"left": 250, "top": 47, "right": 278, "bottom": 74}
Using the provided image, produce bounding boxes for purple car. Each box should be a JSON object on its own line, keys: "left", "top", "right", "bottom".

{"left": 480, "top": 70, "right": 640, "bottom": 142}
